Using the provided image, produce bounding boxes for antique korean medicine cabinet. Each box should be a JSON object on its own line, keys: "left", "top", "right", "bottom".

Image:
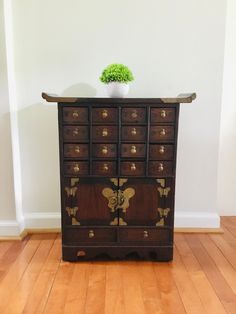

{"left": 42, "top": 92, "right": 196, "bottom": 261}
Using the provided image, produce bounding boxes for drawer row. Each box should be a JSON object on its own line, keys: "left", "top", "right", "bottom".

{"left": 64, "top": 143, "right": 174, "bottom": 160}
{"left": 64, "top": 227, "right": 171, "bottom": 244}
{"left": 64, "top": 161, "right": 173, "bottom": 176}
{"left": 63, "top": 125, "right": 175, "bottom": 142}
{"left": 63, "top": 107, "right": 176, "bottom": 124}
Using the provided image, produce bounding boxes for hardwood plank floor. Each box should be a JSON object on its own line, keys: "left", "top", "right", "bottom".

{"left": 0, "top": 217, "right": 235, "bottom": 314}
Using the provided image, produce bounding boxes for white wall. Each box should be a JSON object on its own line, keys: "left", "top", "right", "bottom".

{"left": 217, "top": 0, "right": 236, "bottom": 215}
{"left": 0, "top": 0, "right": 227, "bottom": 233}
{"left": 0, "top": 0, "right": 21, "bottom": 235}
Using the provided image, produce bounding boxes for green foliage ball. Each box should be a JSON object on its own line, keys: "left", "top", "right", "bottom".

{"left": 100, "top": 64, "right": 134, "bottom": 84}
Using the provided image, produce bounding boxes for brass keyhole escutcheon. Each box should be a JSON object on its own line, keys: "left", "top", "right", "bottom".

{"left": 131, "top": 110, "right": 138, "bottom": 119}
{"left": 73, "top": 128, "right": 79, "bottom": 136}
{"left": 131, "top": 163, "right": 136, "bottom": 171}
{"left": 131, "top": 145, "right": 137, "bottom": 154}
{"left": 72, "top": 111, "right": 79, "bottom": 118}
{"left": 143, "top": 230, "right": 149, "bottom": 238}
{"left": 102, "top": 109, "right": 108, "bottom": 118}
{"left": 159, "top": 146, "right": 165, "bottom": 154}
{"left": 160, "top": 128, "right": 166, "bottom": 136}
{"left": 73, "top": 164, "right": 80, "bottom": 173}
{"left": 75, "top": 146, "right": 80, "bottom": 153}
{"left": 160, "top": 110, "right": 166, "bottom": 118}
{"left": 131, "top": 128, "right": 137, "bottom": 136}
{"left": 103, "top": 163, "right": 109, "bottom": 171}
{"left": 102, "top": 128, "right": 108, "bottom": 137}
{"left": 102, "top": 146, "right": 108, "bottom": 155}
{"left": 158, "top": 163, "right": 164, "bottom": 172}
{"left": 89, "top": 230, "right": 94, "bottom": 238}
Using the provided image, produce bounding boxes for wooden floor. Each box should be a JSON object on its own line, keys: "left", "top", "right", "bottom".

{"left": 0, "top": 217, "right": 236, "bottom": 314}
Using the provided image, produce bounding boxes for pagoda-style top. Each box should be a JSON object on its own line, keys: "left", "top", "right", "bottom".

{"left": 42, "top": 92, "right": 196, "bottom": 104}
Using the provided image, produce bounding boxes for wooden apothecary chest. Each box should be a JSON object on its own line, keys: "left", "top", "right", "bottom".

{"left": 42, "top": 93, "right": 196, "bottom": 261}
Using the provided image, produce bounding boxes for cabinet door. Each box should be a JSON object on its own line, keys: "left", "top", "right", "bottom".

{"left": 117, "top": 178, "right": 173, "bottom": 227}
{"left": 63, "top": 178, "right": 119, "bottom": 226}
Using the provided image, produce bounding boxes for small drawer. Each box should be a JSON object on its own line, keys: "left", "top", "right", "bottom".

{"left": 64, "top": 228, "right": 117, "bottom": 243}
{"left": 64, "top": 144, "right": 89, "bottom": 158}
{"left": 120, "top": 161, "right": 145, "bottom": 176}
{"left": 121, "top": 126, "right": 146, "bottom": 141}
{"left": 92, "top": 126, "right": 118, "bottom": 142}
{"left": 122, "top": 108, "right": 146, "bottom": 123}
{"left": 149, "top": 126, "right": 175, "bottom": 141}
{"left": 148, "top": 161, "right": 173, "bottom": 176}
{"left": 92, "top": 161, "right": 116, "bottom": 176}
{"left": 151, "top": 108, "right": 175, "bottom": 123}
{"left": 92, "top": 107, "right": 118, "bottom": 123}
{"left": 64, "top": 162, "right": 89, "bottom": 175}
{"left": 63, "top": 126, "right": 89, "bottom": 141}
{"left": 63, "top": 107, "right": 88, "bottom": 123}
{"left": 119, "top": 228, "right": 170, "bottom": 243}
{"left": 121, "top": 144, "right": 146, "bottom": 158}
{"left": 149, "top": 145, "right": 174, "bottom": 160}
{"left": 93, "top": 144, "right": 117, "bottom": 158}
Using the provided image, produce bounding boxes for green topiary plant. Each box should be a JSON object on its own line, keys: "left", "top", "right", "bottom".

{"left": 100, "top": 63, "right": 134, "bottom": 84}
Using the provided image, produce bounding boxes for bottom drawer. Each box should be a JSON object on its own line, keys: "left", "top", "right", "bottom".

{"left": 119, "top": 227, "right": 171, "bottom": 243}
{"left": 64, "top": 228, "right": 117, "bottom": 243}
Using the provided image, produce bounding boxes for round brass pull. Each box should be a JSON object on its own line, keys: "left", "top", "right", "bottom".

{"left": 73, "top": 164, "right": 80, "bottom": 173}
{"left": 160, "top": 110, "right": 166, "bottom": 118}
{"left": 131, "top": 163, "right": 136, "bottom": 171}
{"left": 102, "top": 128, "right": 108, "bottom": 137}
{"left": 73, "top": 128, "right": 79, "bottom": 136}
{"left": 103, "top": 163, "right": 109, "bottom": 171}
{"left": 143, "top": 231, "right": 149, "bottom": 238}
{"left": 131, "top": 110, "right": 138, "bottom": 119}
{"left": 75, "top": 146, "right": 80, "bottom": 153}
{"left": 102, "top": 146, "right": 108, "bottom": 155}
{"left": 72, "top": 111, "right": 79, "bottom": 118}
{"left": 89, "top": 230, "right": 95, "bottom": 238}
{"left": 160, "top": 128, "right": 166, "bottom": 136}
{"left": 102, "top": 109, "right": 108, "bottom": 118}
{"left": 131, "top": 145, "right": 137, "bottom": 154}
{"left": 131, "top": 128, "right": 137, "bottom": 136}
{"left": 158, "top": 163, "right": 164, "bottom": 172}
{"left": 159, "top": 146, "right": 165, "bottom": 154}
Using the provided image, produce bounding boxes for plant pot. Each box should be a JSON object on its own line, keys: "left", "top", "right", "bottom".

{"left": 106, "top": 82, "right": 129, "bottom": 98}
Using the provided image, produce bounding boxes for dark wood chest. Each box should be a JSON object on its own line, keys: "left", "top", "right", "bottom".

{"left": 43, "top": 93, "right": 195, "bottom": 261}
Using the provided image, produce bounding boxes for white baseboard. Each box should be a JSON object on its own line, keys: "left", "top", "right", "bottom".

{"left": 0, "top": 211, "right": 221, "bottom": 237}
{"left": 219, "top": 211, "right": 236, "bottom": 216}
{"left": 0, "top": 219, "right": 24, "bottom": 237}
{"left": 24, "top": 212, "right": 61, "bottom": 229}
{"left": 174, "top": 211, "right": 220, "bottom": 228}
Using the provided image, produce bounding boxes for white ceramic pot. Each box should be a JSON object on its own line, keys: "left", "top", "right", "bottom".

{"left": 106, "top": 82, "right": 129, "bottom": 98}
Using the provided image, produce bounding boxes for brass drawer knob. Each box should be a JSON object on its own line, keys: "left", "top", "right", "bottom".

{"left": 89, "top": 230, "right": 95, "bottom": 238}
{"left": 160, "top": 128, "right": 166, "bottom": 136}
{"left": 143, "top": 230, "right": 149, "bottom": 238}
{"left": 158, "top": 163, "right": 164, "bottom": 172}
{"left": 72, "top": 111, "right": 79, "bottom": 118}
{"left": 102, "top": 109, "right": 108, "bottom": 118}
{"left": 103, "top": 163, "right": 109, "bottom": 171}
{"left": 102, "top": 146, "right": 108, "bottom": 155}
{"left": 73, "top": 128, "right": 79, "bottom": 136}
{"left": 160, "top": 110, "right": 166, "bottom": 118}
{"left": 75, "top": 146, "right": 80, "bottom": 153}
{"left": 73, "top": 164, "right": 80, "bottom": 173}
{"left": 102, "top": 128, "right": 108, "bottom": 137}
{"left": 131, "top": 145, "right": 137, "bottom": 154}
{"left": 159, "top": 146, "right": 165, "bottom": 154}
{"left": 131, "top": 110, "right": 138, "bottom": 119}
{"left": 131, "top": 163, "right": 136, "bottom": 171}
{"left": 131, "top": 128, "right": 137, "bottom": 136}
